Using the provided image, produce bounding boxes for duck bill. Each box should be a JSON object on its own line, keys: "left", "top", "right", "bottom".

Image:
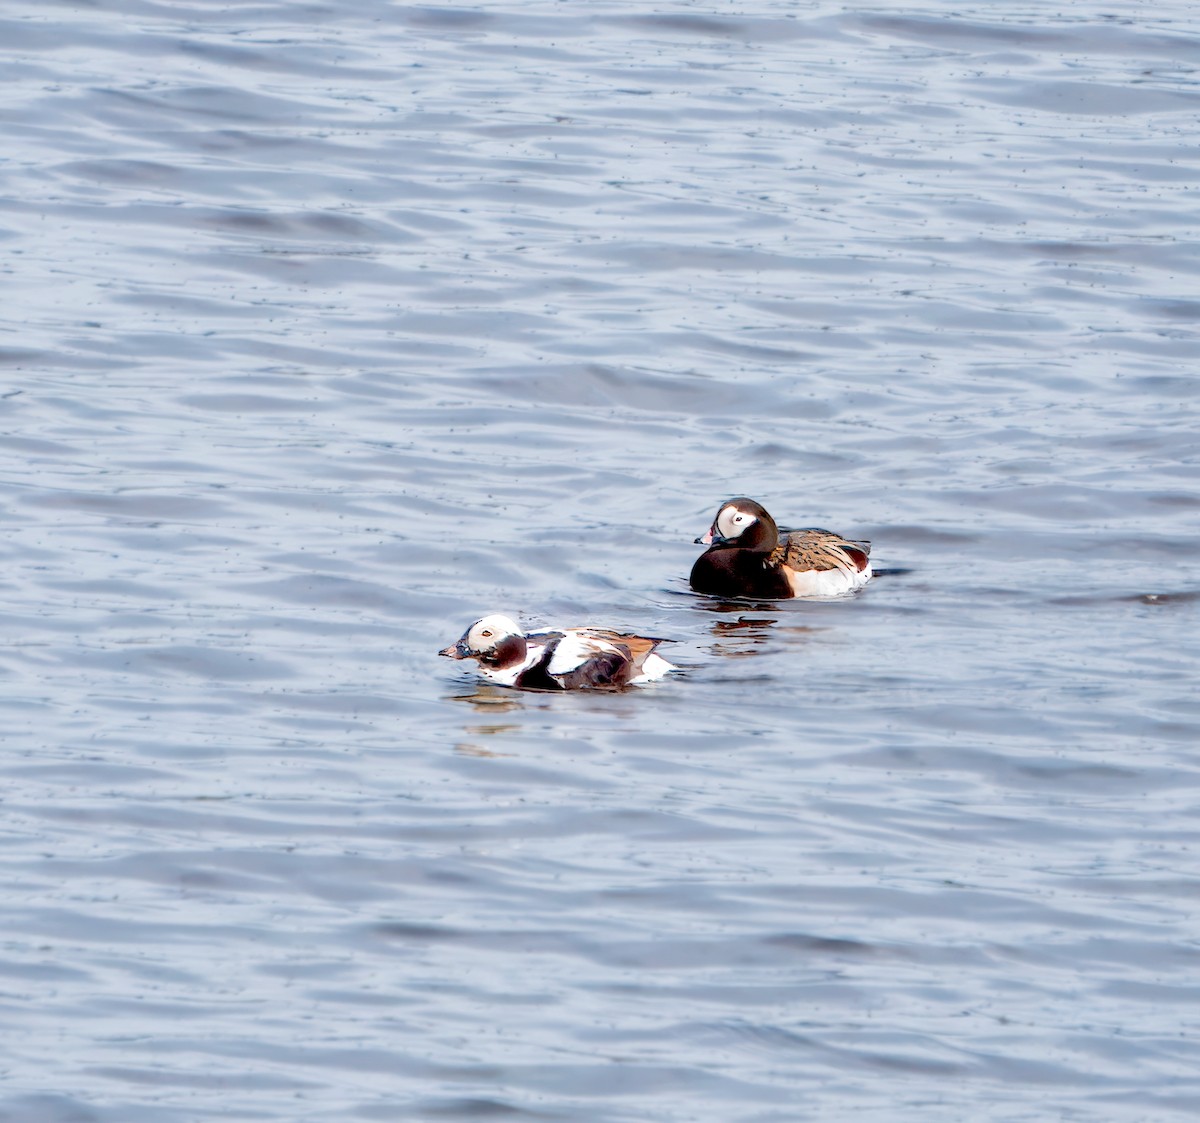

{"left": 438, "top": 639, "right": 470, "bottom": 659}
{"left": 695, "top": 525, "right": 724, "bottom": 546}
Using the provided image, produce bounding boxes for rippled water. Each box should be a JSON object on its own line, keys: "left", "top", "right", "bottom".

{"left": 2, "top": 2, "right": 1199, "bottom": 1120}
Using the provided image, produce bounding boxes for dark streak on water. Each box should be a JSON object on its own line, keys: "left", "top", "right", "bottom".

{"left": 1, "top": 2, "right": 1198, "bottom": 1121}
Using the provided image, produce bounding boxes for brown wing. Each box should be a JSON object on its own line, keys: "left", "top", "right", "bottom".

{"left": 579, "top": 630, "right": 669, "bottom": 671}
{"left": 774, "top": 529, "right": 871, "bottom": 574}
{"left": 581, "top": 630, "right": 667, "bottom": 656}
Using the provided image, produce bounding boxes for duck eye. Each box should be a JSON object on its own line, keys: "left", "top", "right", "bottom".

{"left": 481, "top": 630, "right": 493, "bottom": 638}
{"left": 733, "top": 515, "right": 744, "bottom": 523}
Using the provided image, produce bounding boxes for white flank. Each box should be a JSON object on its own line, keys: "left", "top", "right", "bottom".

{"left": 785, "top": 562, "right": 873, "bottom": 598}
{"left": 546, "top": 631, "right": 602, "bottom": 676}
{"left": 629, "top": 651, "right": 676, "bottom": 683}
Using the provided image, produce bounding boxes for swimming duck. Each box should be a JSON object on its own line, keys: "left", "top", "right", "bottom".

{"left": 439, "top": 614, "right": 676, "bottom": 690}
{"left": 690, "top": 497, "right": 871, "bottom": 599}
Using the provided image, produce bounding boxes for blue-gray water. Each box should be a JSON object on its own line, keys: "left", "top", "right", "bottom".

{"left": 2, "top": 3, "right": 1198, "bottom": 1120}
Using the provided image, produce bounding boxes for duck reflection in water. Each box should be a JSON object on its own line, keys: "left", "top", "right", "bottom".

{"left": 445, "top": 684, "right": 524, "bottom": 756}
{"left": 693, "top": 600, "right": 823, "bottom": 659}
{"left": 708, "top": 614, "right": 780, "bottom": 659}
{"left": 444, "top": 680, "right": 644, "bottom": 756}
{"left": 447, "top": 681, "right": 527, "bottom": 714}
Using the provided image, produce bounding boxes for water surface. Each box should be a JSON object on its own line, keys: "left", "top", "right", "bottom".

{"left": 1, "top": 2, "right": 1198, "bottom": 1120}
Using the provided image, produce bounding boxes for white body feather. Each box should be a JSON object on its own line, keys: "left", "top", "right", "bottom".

{"left": 785, "top": 561, "right": 873, "bottom": 598}
{"left": 629, "top": 651, "right": 674, "bottom": 683}
{"left": 546, "top": 631, "right": 601, "bottom": 676}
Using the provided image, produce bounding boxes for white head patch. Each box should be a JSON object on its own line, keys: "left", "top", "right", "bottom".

{"left": 465, "top": 614, "right": 521, "bottom": 654}
{"left": 717, "top": 504, "right": 756, "bottom": 540}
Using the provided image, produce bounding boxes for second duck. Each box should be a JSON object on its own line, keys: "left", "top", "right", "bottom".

{"left": 690, "top": 497, "right": 871, "bottom": 599}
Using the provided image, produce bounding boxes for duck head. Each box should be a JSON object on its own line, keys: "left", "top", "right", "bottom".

{"left": 695, "top": 498, "right": 779, "bottom": 551}
{"left": 439, "top": 614, "right": 528, "bottom": 668}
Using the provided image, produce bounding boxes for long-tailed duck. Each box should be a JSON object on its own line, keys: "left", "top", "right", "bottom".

{"left": 439, "top": 614, "right": 676, "bottom": 690}
{"left": 690, "top": 497, "right": 871, "bottom": 599}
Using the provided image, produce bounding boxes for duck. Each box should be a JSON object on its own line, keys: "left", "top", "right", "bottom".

{"left": 690, "top": 497, "right": 871, "bottom": 599}
{"left": 439, "top": 614, "right": 676, "bottom": 690}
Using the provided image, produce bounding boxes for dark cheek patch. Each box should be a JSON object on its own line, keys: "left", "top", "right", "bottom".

{"left": 482, "top": 634, "right": 526, "bottom": 669}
